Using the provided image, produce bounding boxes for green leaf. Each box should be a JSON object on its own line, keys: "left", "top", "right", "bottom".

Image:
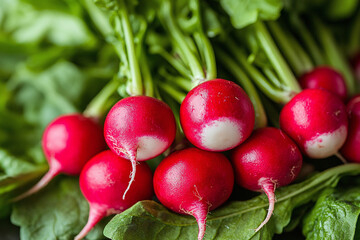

{"left": 0, "top": 149, "right": 46, "bottom": 218}
{"left": 324, "top": 0, "right": 359, "bottom": 20}
{"left": 219, "top": 0, "right": 283, "bottom": 29}
{"left": 0, "top": 149, "right": 40, "bottom": 177}
{"left": 8, "top": 60, "right": 85, "bottom": 127}
{"left": 303, "top": 185, "right": 360, "bottom": 240}
{"left": 11, "top": 177, "right": 107, "bottom": 240}
{"left": 1, "top": 0, "right": 96, "bottom": 47}
{"left": 104, "top": 164, "right": 360, "bottom": 240}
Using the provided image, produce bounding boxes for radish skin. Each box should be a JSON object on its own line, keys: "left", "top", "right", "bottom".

{"left": 14, "top": 114, "right": 106, "bottom": 201}
{"left": 180, "top": 79, "right": 255, "bottom": 152}
{"left": 280, "top": 89, "right": 348, "bottom": 159}
{"left": 299, "top": 66, "right": 347, "bottom": 101}
{"left": 75, "top": 150, "right": 153, "bottom": 240}
{"left": 104, "top": 96, "right": 176, "bottom": 199}
{"left": 153, "top": 148, "right": 234, "bottom": 240}
{"left": 340, "top": 95, "right": 360, "bottom": 162}
{"left": 231, "top": 127, "right": 302, "bottom": 232}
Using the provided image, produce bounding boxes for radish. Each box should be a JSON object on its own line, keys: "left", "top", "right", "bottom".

{"left": 104, "top": 96, "right": 176, "bottom": 199}
{"left": 279, "top": 88, "right": 348, "bottom": 159}
{"left": 299, "top": 66, "right": 347, "bottom": 101}
{"left": 14, "top": 114, "right": 106, "bottom": 201}
{"left": 153, "top": 147, "right": 234, "bottom": 240}
{"left": 230, "top": 127, "right": 302, "bottom": 232}
{"left": 180, "top": 79, "right": 255, "bottom": 152}
{"left": 75, "top": 150, "right": 153, "bottom": 240}
{"left": 340, "top": 95, "right": 360, "bottom": 163}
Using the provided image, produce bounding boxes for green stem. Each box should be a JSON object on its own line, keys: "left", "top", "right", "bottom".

{"left": 119, "top": 2, "right": 143, "bottom": 96}
{"left": 192, "top": 0, "right": 217, "bottom": 80}
{"left": 140, "top": 51, "right": 154, "bottom": 97}
{"left": 158, "top": 82, "right": 186, "bottom": 104}
{"left": 348, "top": 9, "right": 360, "bottom": 55}
{"left": 226, "top": 39, "right": 293, "bottom": 104}
{"left": 262, "top": 67, "right": 282, "bottom": 89}
{"left": 159, "top": 68, "right": 192, "bottom": 92}
{"left": 150, "top": 46, "right": 192, "bottom": 80}
{"left": 313, "top": 17, "right": 356, "bottom": 96}
{"left": 159, "top": 0, "right": 205, "bottom": 84}
{"left": 267, "top": 21, "right": 313, "bottom": 76}
{"left": 194, "top": 32, "right": 217, "bottom": 81}
{"left": 287, "top": 34, "right": 314, "bottom": 74}
{"left": 253, "top": 21, "right": 301, "bottom": 94}
{"left": 83, "top": 78, "right": 121, "bottom": 119}
{"left": 216, "top": 48, "right": 267, "bottom": 128}
{"left": 290, "top": 15, "right": 326, "bottom": 66}
{"left": 81, "top": 0, "right": 113, "bottom": 37}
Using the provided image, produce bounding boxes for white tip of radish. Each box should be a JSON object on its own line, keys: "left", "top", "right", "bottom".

{"left": 136, "top": 136, "right": 168, "bottom": 161}
{"left": 255, "top": 178, "right": 276, "bottom": 233}
{"left": 304, "top": 125, "right": 347, "bottom": 159}
{"left": 200, "top": 118, "right": 242, "bottom": 151}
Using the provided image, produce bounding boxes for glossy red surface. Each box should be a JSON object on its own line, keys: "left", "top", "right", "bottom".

{"left": 230, "top": 127, "right": 302, "bottom": 191}
{"left": 299, "top": 66, "right": 347, "bottom": 101}
{"left": 279, "top": 89, "right": 348, "bottom": 158}
{"left": 153, "top": 147, "right": 234, "bottom": 214}
{"left": 80, "top": 150, "right": 153, "bottom": 211}
{"left": 104, "top": 96, "right": 176, "bottom": 161}
{"left": 42, "top": 113, "right": 106, "bottom": 175}
{"left": 180, "top": 79, "right": 255, "bottom": 151}
{"left": 341, "top": 95, "right": 360, "bottom": 162}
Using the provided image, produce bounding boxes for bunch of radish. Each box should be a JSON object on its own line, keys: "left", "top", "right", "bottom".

{"left": 13, "top": 1, "right": 360, "bottom": 239}
{"left": 13, "top": 114, "right": 107, "bottom": 201}
{"left": 14, "top": 64, "right": 360, "bottom": 240}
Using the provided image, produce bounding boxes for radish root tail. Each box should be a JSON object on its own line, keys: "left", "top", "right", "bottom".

{"left": 12, "top": 162, "right": 61, "bottom": 202}
{"left": 191, "top": 202, "right": 209, "bottom": 240}
{"left": 122, "top": 153, "right": 137, "bottom": 200}
{"left": 255, "top": 179, "right": 276, "bottom": 233}
{"left": 74, "top": 205, "right": 105, "bottom": 240}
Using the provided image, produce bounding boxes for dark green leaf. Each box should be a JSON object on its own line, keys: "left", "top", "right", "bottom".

{"left": 11, "top": 177, "right": 107, "bottom": 240}
{"left": 104, "top": 164, "right": 360, "bottom": 240}
{"left": 303, "top": 186, "right": 360, "bottom": 240}
{"left": 0, "top": 149, "right": 46, "bottom": 218}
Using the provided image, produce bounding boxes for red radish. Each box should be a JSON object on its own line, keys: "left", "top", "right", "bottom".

{"left": 230, "top": 127, "right": 302, "bottom": 232}
{"left": 14, "top": 114, "right": 106, "bottom": 201}
{"left": 340, "top": 95, "right": 360, "bottom": 162}
{"left": 153, "top": 148, "right": 234, "bottom": 240}
{"left": 75, "top": 150, "right": 153, "bottom": 240}
{"left": 279, "top": 88, "right": 348, "bottom": 159}
{"left": 104, "top": 96, "right": 176, "bottom": 199}
{"left": 299, "top": 66, "right": 347, "bottom": 101}
{"left": 180, "top": 79, "right": 255, "bottom": 152}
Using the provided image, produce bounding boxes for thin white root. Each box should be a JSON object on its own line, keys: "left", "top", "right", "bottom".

{"left": 335, "top": 152, "right": 348, "bottom": 164}
{"left": 122, "top": 155, "right": 137, "bottom": 200}
{"left": 255, "top": 179, "right": 276, "bottom": 233}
